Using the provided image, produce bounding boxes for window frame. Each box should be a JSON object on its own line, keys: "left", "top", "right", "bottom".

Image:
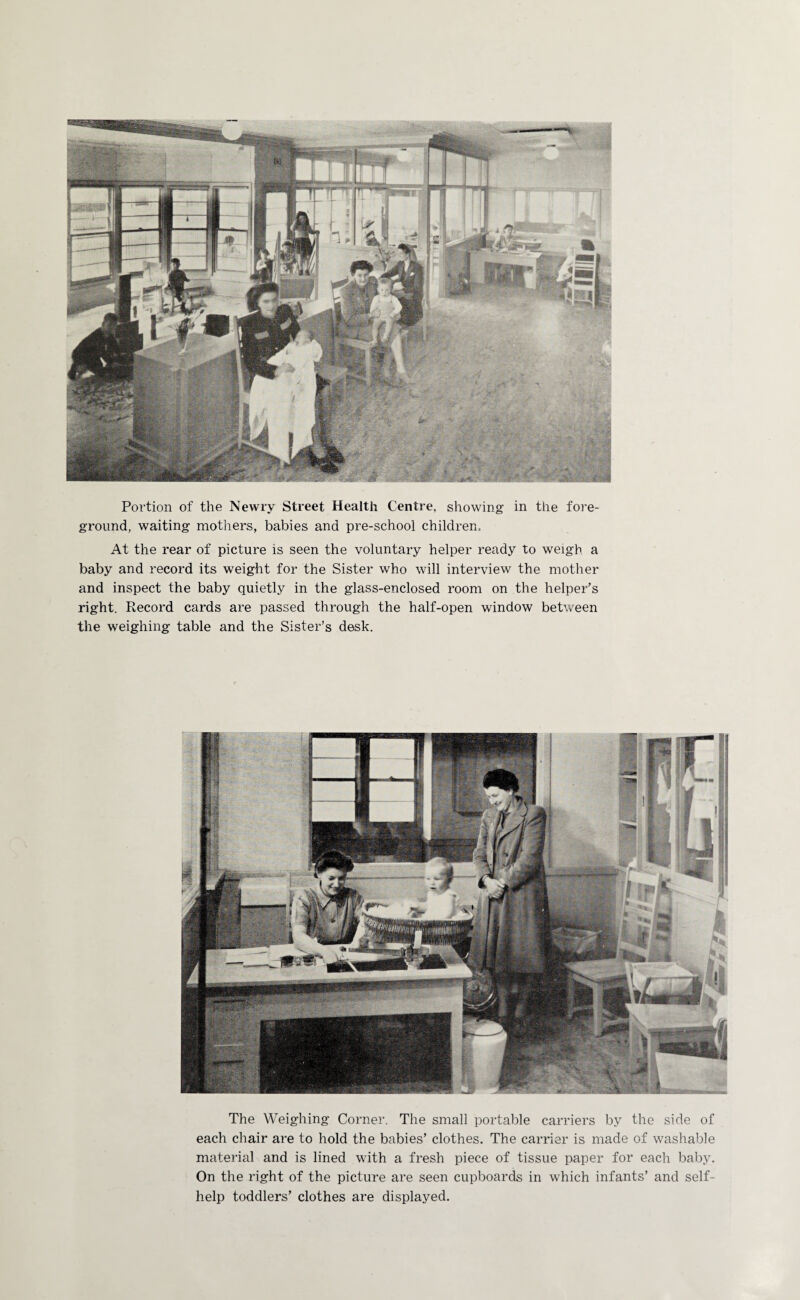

{"left": 169, "top": 184, "right": 211, "bottom": 274}
{"left": 511, "top": 188, "right": 602, "bottom": 235}
{"left": 310, "top": 732, "right": 424, "bottom": 838}
{"left": 68, "top": 182, "right": 114, "bottom": 286}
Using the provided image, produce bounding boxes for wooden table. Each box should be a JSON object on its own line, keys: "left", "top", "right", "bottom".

{"left": 189, "top": 946, "right": 471, "bottom": 1094}
{"left": 131, "top": 332, "right": 238, "bottom": 478}
{"left": 470, "top": 249, "right": 542, "bottom": 287}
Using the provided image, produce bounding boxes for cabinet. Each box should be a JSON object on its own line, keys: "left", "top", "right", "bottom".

{"left": 617, "top": 732, "right": 638, "bottom": 867}
{"left": 131, "top": 333, "right": 238, "bottom": 477}
{"left": 638, "top": 734, "right": 728, "bottom": 897}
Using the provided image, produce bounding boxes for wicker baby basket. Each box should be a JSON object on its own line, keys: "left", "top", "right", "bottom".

{"left": 361, "top": 901, "right": 474, "bottom": 947}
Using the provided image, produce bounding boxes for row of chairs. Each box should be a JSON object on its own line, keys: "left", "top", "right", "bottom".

{"left": 565, "top": 865, "right": 728, "bottom": 1093}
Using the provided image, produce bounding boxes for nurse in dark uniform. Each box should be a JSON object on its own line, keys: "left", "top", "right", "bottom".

{"left": 469, "top": 768, "right": 551, "bottom": 1035}
{"left": 240, "top": 282, "right": 343, "bottom": 474}
{"left": 291, "top": 849, "right": 364, "bottom": 959}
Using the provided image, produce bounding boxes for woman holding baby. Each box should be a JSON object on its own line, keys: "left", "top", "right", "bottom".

{"left": 469, "top": 768, "right": 552, "bottom": 1036}
{"left": 241, "top": 282, "right": 344, "bottom": 474}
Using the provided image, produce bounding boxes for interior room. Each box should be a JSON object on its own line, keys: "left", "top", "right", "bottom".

{"left": 67, "top": 120, "right": 611, "bottom": 483}
{"left": 181, "top": 733, "right": 728, "bottom": 1096}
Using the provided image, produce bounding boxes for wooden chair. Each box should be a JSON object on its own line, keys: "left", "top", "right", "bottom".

{"left": 232, "top": 311, "right": 271, "bottom": 456}
{"left": 627, "top": 895, "right": 727, "bottom": 1093}
{"left": 564, "top": 866, "right": 663, "bottom": 1036}
{"left": 567, "top": 250, "right": 598, "bottom": 307}
{"left": 331, "top": 278, "right": 374, "bottom": 386}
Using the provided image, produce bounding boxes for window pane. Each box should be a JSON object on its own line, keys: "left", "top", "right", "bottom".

{"left": 445, "top": 152, "right": 465, "bottom": 184}
{"left": 218, "top": 188, "right": 249, "bottom": 230}
{"left": 71, "top": 234, "right": 110, "bottom": 281}
{"left": 312, "top": 757, "right": 356, "bottom": 778}
{"left": 312, "top": 801, "right": 356, "bottom": 822}
{"left": 370, "top": 738, "right": 415, "bottom": 759}
{"left": 330, "top": 160, "right": 346, "bottom": 182}
{"left": 216, "top": 229, "right": 248, "bottom": 270}
{"left": 355, "top": 188, "right": 384, "bottom": 243}
{"left": 465, "top": 156, "right": 481, "bottom": 185}
{"left": 70, "top": 187, "right": 111, "bottom": 234}
{"left": 429, "top": 147, "right": 444, "bottom": 184}
{"left": 552, "top": 191, "right": 575, "bottom": 229}
{"left": 296, "top": 157, "right": 312, "bottom": 181}
{"left": 445, "top": 187, "right": 463, "bottom": 241}
{"left": 385, "top": 147, "right": 423, "bottom": 185}
{"left": 314, "top": 158, "right": 330, "bottom": 181}
{"left": 528, "top": 191, "right": 550, "bottom": 224}
{"left": 370, "top": 777, "right": 414, "bottom": 800}
{"left": 369, "top": 758, "right": 415, "bottom": 780}
{"left": 514, "top": 190, "right": 527, "bottom": 222}
{"left": 645, "top": 738, "right": 672, "bottom": 869}
{"left": 481, "top": 160, "right": 488, "bottom": 185}
{"left": 312, "top": 736, "right": 356, "bottom": 758}
{"left": 370, "top": 801, "right": 415, "bottom": 823}
{"left": 676, "top": 737, "right": 716, "bottom": 883}
{"left": 577, "top": 191, "right": 599, "bottom": 237}
{"left": 121, "top": 232, "right": 160, "bottom": 273}
{"left": 387, "top": 191, "right": 419, "bottom": 247}
{"left": 312, "top": 780, "right": 355, "bottom": 803}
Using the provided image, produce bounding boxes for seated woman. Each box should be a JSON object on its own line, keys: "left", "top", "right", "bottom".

{"left": 339, "top": 260, "right": 412, "bottom": 386}
{"left": 240, "top": 282, "right": 343, "bottom": 474}
{"left": 385, "top": 243, "right": 424, "bottom": 328}
{"left": 491, "top": 224, "right": 521, "bottom": 284}
{"left": 291, "top": 849, "right": 365, "bottom": 960}
{"left": 556, "top": 238, "right": 598, "bottom": 299}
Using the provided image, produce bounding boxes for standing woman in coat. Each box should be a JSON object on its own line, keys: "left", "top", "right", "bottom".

{"left": 469, "top": 768, "right": 551, "bottom": 1035}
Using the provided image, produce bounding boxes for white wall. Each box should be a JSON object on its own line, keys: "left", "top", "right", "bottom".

{"left": 217, "top": 733, "right": 309, "bottom": 875}
{"left": 488, "top": 148, "right": 612, "bottom": 247}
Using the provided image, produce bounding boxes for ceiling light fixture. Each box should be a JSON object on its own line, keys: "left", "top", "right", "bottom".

{"left": 543, "top": 143, "right": 559, "bottom": 161}
{"left": 221, "top": 120, "right": 242, "bottom": 142}
{"left": 396, "top": 147, "right": 410, "bottom": 161}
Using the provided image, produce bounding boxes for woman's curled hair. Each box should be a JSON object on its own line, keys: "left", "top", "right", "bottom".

{"left": 483, "top": 768, "right": 519, "bottom": 792}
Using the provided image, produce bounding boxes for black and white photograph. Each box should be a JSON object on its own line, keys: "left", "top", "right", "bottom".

{"left": 182, "top": 733, "right": 728, "bottom": 1096}
{"left": 67, "top": 119, "right": 612, "bottom": 483}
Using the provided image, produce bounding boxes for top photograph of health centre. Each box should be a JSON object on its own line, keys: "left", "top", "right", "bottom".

{"left": 67, "top": 119, "right": 611, "bottom": 484}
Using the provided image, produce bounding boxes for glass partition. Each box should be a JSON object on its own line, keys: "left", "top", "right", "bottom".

{"left": 384, "top": 146, "right": 424, "bottom": 185}
{"left": 429, "top": 147, "right": 444, "bottom": 184}
{"left": 644, "top": 736, "right": 672, "bottom": 869}
{"left": 465, "top": 156, "right": 481, "bottom": 185}
{"left": 446, "top": 151, "right": 465, "bottom": 184}
{"left": 445, "top": 186, "right": 464, "bottom": 241}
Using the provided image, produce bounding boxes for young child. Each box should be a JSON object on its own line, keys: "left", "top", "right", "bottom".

{"left": 369, "top": 274, "right": 402, "bottom": 346}
{"left": 166, "top": 258, "right": 189, "bottom": 312}
{"left": 255, "top": 247, "right": 272, "bottom": 282}
{"left": 291, "top": 211, "right": 314, "bottom": 274}
{"left": 420, "top": 857, "right": 459, "bottom": 920}
{"left": 279, "top": 241, "right": 296, "bottom": 275}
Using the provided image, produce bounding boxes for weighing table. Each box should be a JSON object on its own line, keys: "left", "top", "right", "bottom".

{"left": 189, "top": 945, "right": 471, "bottom": 1093}
{"left": 470, "top": 249, "right": 542, "bottom": 287}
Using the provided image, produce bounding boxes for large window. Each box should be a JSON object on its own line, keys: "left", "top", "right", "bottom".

{"left": 69, "top": 186, "right": 112, "bottom": 283}
{"left": 171, "top": 188, "right": 208, "bottom": 270}
{"left": 311, "top": 735, "right": 420, "bottom": 827}
{"left": 216, "top": 186, "right": 249, "bottom": 272}
{"left": 513, "top": 189, "right": 601, "bottom": 236}
{"left": 120, "top": 186, "right": 160, "bottom": 274}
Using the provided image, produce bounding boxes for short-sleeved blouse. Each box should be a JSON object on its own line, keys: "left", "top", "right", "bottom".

{"left": 291, "top": 882, "right": 363, "bottom": 944}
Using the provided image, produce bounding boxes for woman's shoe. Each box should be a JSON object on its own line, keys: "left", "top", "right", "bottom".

{"left": 308, "top": 450, "right": 338, "bottom": 474}
{"left": 325, "top": 444, "right": 345, "bottom": 465}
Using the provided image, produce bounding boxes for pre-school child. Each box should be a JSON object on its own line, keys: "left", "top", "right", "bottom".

{"left": 279, "top": 241, "right": 297, "bottom": 275}
{"left": 369, "top": 273, "right": 402, "bottom": 346}
{"left": 290, "top": 211, "right": 314, "bottom": 274}
{"left": 166, "top": 258, "right": 189, "bottom": 311}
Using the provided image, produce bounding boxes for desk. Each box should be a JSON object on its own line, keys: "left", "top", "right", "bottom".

{"left": 131, "top": 333, "right": 238, "bottom": 478}
{"left": 470, "top": 249, "right": 542, "bottom": 288}
{"left": 189, "top": 945, "right": 471, "bottom": 1093}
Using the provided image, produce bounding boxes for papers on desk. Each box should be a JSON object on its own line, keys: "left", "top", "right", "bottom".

{"left": 225, "top": 946, "right": 279, "bottom": 967}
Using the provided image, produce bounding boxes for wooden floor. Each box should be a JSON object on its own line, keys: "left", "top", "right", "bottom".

{"left": 66, "top": 284, "right": 611, "bottom": 483}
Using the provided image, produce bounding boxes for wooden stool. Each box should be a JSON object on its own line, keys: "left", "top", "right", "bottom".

{"left": 317, "top": 361, "right": 347, "bottom": 407}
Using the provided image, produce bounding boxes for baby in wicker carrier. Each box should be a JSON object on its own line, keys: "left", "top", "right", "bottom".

{"left": 420, "top": 857, "right": 459, "bottom": 919}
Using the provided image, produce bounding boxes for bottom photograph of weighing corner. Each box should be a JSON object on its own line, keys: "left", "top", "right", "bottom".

{"left": 181, "top": 733, "right": 728, "bottom": 1096}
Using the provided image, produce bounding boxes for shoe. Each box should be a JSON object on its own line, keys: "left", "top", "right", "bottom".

{"left": 308, "top": 450, "right": 338, "bottom": 474}
{"left": 325, "top": 444, "right": 345, "bottom": 465}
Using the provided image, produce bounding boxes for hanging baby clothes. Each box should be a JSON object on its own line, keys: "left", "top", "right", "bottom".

{"left": 248, "top": 335, "right": 322, "bottom": 463}
{"left": 682, "top": 762, "right": 714, "bottom": 852}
